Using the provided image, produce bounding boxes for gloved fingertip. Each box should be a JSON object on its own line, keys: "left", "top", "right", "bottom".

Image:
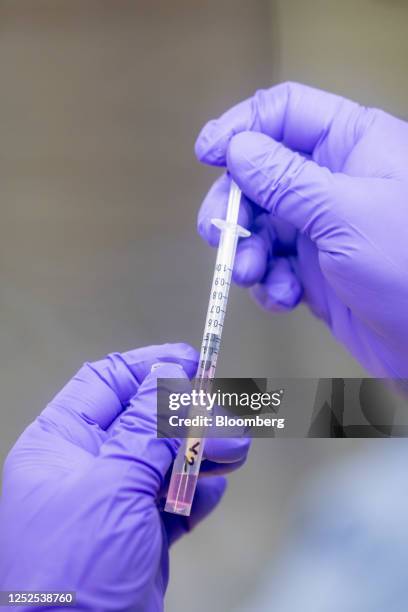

{"left": 165, "top": 342, "right": 199, "bottom": 369}
{"left": 150, "top": 362, "right": 186, "bottom": 375}
{"left": 251, "top": 279, "right": 302, "bottom": 312}
{"left": 159, "top": 362, "right": 194, "bottom": 380}
{"left": 227, "top": 132, "right": 280, "bottom": 209}
{"left": 274, "top": 281, "right": 302, "bottom": 309}
{"left": 227, "top": 436, "right": 251, "bottom": 460}
{"left": 232, "top": 237, "right": 268, "bottom": 287}
{"left": 233, "top": 253, "right": 265, "bottom": 287}
{"left": 251, "top": 257, "right": 303, "bottom": 312}
{"left": 204, "top": 436, "right": 251, "bottom": 463}
{"left": 208, "top": 475, "right": 228, "bottom": 498}
{"left": 141, "top": 343, "right": 198, "bottom": 380}
{"left": 195, "top": 475, "right": 228, "bottom": 506}
{"left": 197, "top": 216, "right": 221, "bottom": 247}
{"left": 179, "top": 341, "right": 199, "bottom": 356}
{"left": 195, "top": 120, "right": 226, "bottom": 166}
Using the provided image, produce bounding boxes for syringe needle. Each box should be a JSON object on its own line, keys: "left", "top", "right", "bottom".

{"left": 165, "top": 180, "right": 250, "bottom": 516}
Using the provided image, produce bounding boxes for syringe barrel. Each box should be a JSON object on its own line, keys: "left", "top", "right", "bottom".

{"left": 197, "top": 224, "right": 240, "bottom": 378}
{"left": 165, "top": 181, "right": 249, "bottom": 516}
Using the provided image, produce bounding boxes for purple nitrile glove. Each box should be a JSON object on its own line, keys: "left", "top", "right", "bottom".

{"left": 195, "top": 82, "right": 408, "bottom": 378}
{"left": 0, "top": 343, "right": 249, "bottom": 612}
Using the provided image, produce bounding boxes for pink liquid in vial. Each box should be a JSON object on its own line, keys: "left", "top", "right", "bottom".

{"left": 165, "top": 472, "right": 198, "bottom": 516}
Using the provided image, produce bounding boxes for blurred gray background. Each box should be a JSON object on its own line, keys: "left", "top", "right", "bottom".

{"left": 0, "top": 1, "right": 406, "bottom": 610}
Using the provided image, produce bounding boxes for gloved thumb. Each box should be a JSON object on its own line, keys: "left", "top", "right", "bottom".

{"left": 97, "top": 363, "right": 189, "bottom": 497}
{"left": 227, "top": 131, "right": 346, "bottom": 246}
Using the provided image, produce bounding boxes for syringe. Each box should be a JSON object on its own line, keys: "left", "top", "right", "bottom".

{"left": 165, "top": 180, "right": 250, "bottom": 516}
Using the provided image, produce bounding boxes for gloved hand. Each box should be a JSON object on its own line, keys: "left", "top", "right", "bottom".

{"left": 195, "top": 82, "right": 408, "bottom": 377}
{"left": 0, "top": 343, "right": 249, "bottom": 611}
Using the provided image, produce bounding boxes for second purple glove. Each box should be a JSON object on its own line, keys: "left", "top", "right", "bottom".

{"left": 195, "top": 82, "right": 408, "bottom": 378}
{"left": 0, "top": 343, "right": 249, "bottom": 611}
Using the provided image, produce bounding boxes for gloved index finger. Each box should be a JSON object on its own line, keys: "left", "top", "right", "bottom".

{"left": 42, "top": 343, "right": 198, "bottom": 432}
{"left": 195, "top": 81, "right": 358, "bottom": 166}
